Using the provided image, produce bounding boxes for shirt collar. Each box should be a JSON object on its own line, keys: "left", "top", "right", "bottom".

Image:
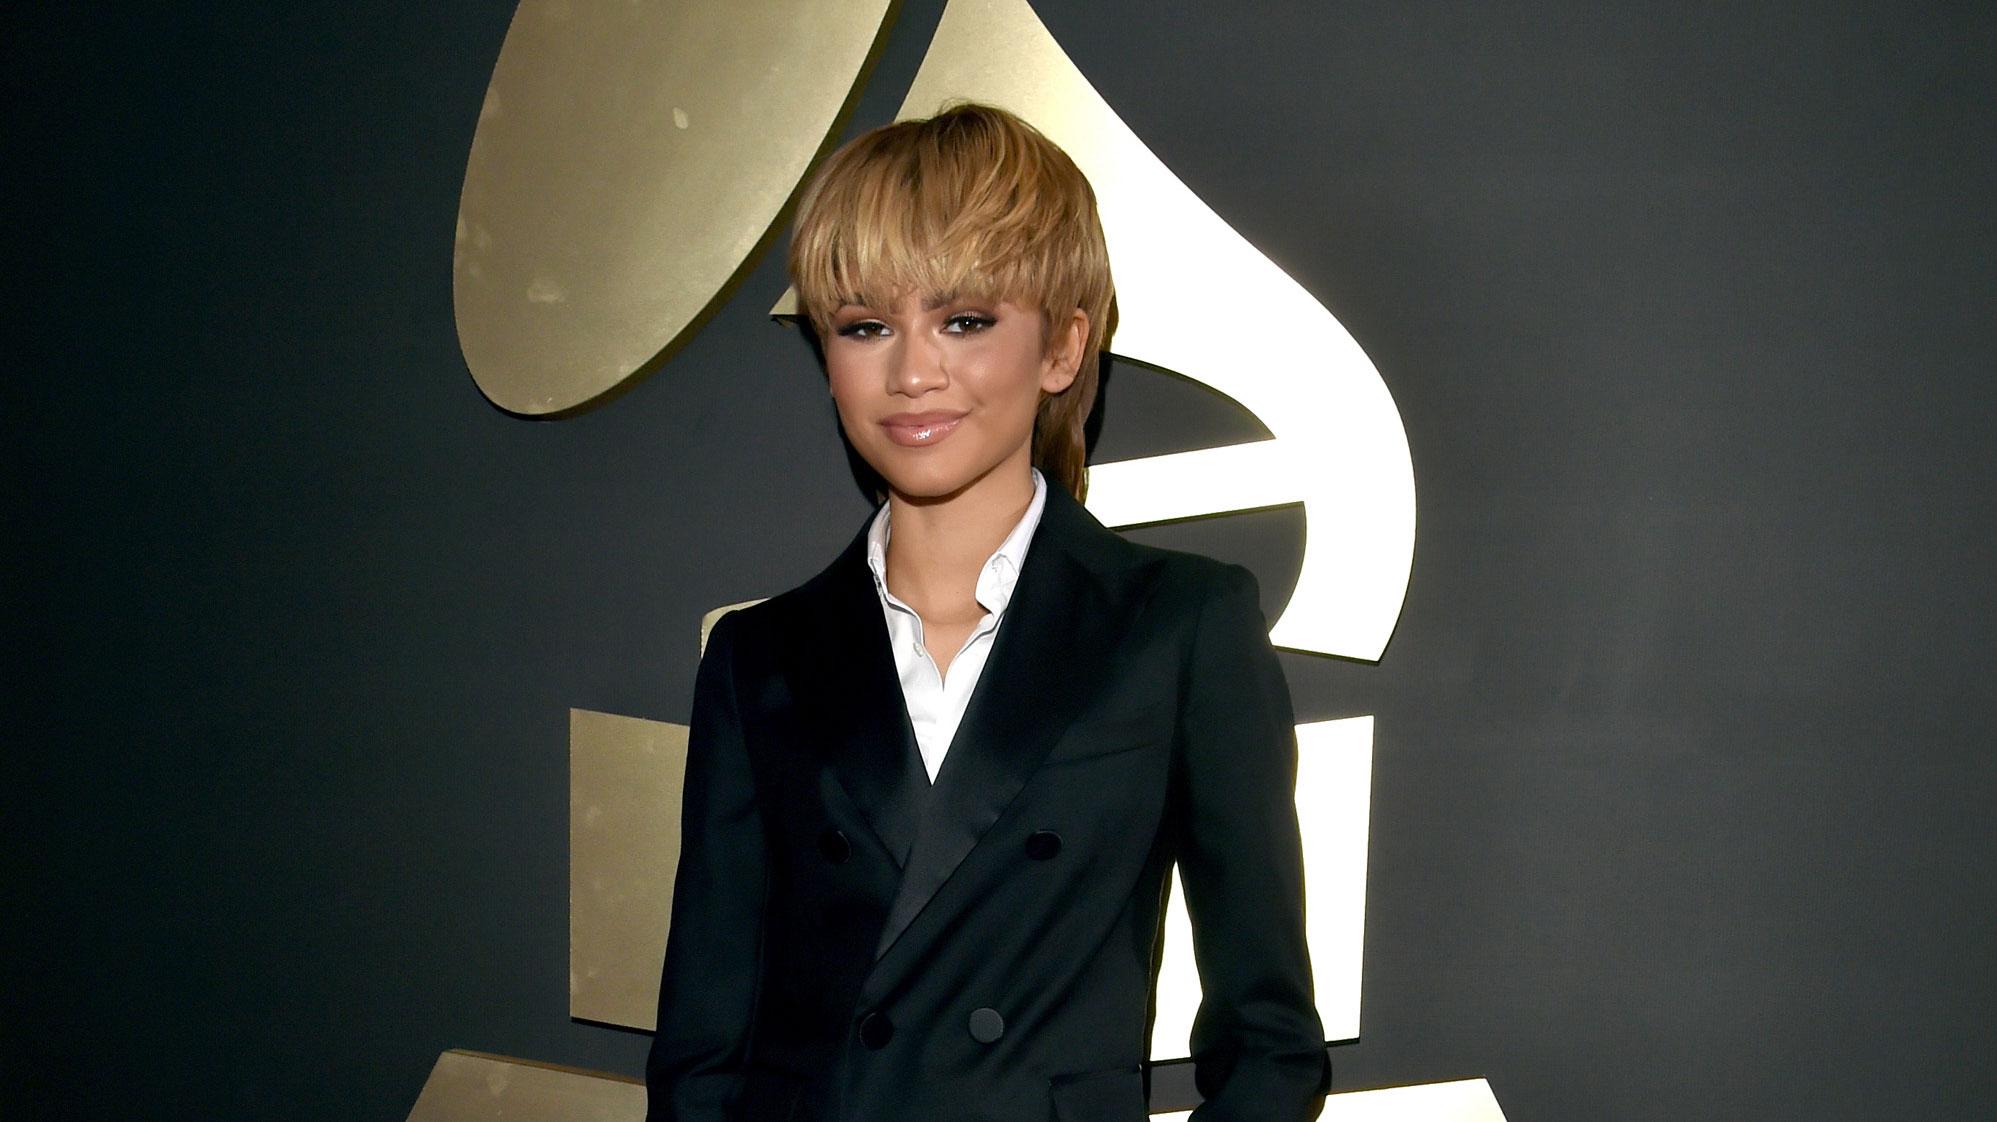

{"left": 866, "top": 468, "right": 1049, "bottom": 616}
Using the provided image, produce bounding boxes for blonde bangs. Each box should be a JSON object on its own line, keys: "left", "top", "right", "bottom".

{"left": 786, "top": 104, "right": 1116, "bottom": 498}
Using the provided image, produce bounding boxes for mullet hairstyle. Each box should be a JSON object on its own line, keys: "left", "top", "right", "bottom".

{"left": 788, "top": 102, "right": 1116, "bottom": 501}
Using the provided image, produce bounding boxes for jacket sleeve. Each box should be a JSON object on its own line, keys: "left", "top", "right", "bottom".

{"left": 646, "top": 612, "right": 768, "bottom": 1121}
{"left": 1175, "top": 564, "right": 1332, "bottom": 1120}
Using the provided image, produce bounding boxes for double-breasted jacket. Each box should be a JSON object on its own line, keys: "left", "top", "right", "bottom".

{"left": 645, "top": 484, "right": 1330, "bottom": 1121}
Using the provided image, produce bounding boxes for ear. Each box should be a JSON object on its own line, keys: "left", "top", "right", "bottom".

{"left": 1040, "top": 308, "right": 1089, "bottom": 394}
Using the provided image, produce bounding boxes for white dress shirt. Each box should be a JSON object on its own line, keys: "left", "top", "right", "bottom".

{"left": 865, "top": 468, "right": 1048, "bottom": 783}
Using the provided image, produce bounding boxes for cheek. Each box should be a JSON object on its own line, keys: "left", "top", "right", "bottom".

{"left": 979, "top": 344, "right": 1052, "bottom": 416}
{"left": 824, "top": 357, "right": 873, "bottom": 414}
{"left": 824, "top": 388, "right": 874, "bottom": 450}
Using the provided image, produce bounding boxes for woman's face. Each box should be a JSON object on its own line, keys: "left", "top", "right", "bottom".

{"left": 824, "top": 293, "right": 1083, "bottom": 503}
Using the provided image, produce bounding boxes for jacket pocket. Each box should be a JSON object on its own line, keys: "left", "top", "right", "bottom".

{"left": 1048, "top": 1065, "right": 1147, "bottom": 1122}
{"left": 1045, "top": 705, "right": 1170, "bottom": 765}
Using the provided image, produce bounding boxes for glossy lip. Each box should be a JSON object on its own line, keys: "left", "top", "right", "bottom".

{"left": 880, "top": 410, "right": 967, "bottom": 447}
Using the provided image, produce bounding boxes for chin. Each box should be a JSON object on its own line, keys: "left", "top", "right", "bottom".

{"left": 873, "top": 465, "right": 974, "bottom": 502}
{"left": 864, "top": 450, "right": 991, "bottom": 503}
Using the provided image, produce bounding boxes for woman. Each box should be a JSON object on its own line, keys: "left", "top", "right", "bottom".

{"left": 647, "top": 103, "right": 1328, "bottom": 1122}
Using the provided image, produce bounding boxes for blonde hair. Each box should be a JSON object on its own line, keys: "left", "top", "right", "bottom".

{"left": 787, "top": 102, "right": 1116, "bottom": 500}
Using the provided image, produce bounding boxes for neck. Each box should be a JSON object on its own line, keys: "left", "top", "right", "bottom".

{"left": 883, "top": 456, "right": 1037, "bottom": 616}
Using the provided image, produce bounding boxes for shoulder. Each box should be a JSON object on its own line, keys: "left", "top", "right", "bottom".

{"left": 1038, "top": 481, "right": 1262, "bottom": 614}
{"left": 1099, "top": 534, "right": 1259, "bottom": 618}
{"left": 696, "top": 524, "right": 871, "bottom": 660}
{"left": 1055, "top": 502, "right": 1262, "bottom": 625}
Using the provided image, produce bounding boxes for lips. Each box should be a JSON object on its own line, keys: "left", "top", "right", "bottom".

{"left": 880, "top": 411, "right": 966, "bottom": 447}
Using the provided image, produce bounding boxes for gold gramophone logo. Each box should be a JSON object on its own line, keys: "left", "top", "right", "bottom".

{"left": 415, "top": 1, "right": 1504, "bottom": 1119}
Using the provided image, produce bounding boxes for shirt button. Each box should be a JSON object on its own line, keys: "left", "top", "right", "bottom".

{"left": 859, "top": 1011, "right": 894, "bottom": 1049}
{"left": 1024, "top": 830, "right": 1062, "bottom": 860}
{"left": 819, "top": 828, "right": 851, "bottom": 864}
{"left": 968, "top": 1007, "right": 1005, "bottom": 1044}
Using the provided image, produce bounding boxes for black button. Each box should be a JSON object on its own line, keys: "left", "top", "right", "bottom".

{"left": 820, "top": 828, "right": 851, "bottom": 864}
{"left": 1024, "top": 830, "right": 1062, "bottom": 860}
{"left": 859, "top": 1011, "right": 894, "bottom": 1049}
{"left": 968, "top": 1007, "right": 1005, "bottom": 1044}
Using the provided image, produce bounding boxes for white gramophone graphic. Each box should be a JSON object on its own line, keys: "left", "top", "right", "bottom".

{"left": 419, "top": 2, "right": 1505, "bottom": 1118}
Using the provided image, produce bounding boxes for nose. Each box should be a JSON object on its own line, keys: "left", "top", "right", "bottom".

{"left": 887, "top": 332, "right": 947, "bottom": 397}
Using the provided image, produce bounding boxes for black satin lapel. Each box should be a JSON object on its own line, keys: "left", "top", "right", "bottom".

{"left": 871, "top": 491, "right": 1130, "bottom": 963}
{"left": 790, "top": 533, "right": 925, "bottom": 871}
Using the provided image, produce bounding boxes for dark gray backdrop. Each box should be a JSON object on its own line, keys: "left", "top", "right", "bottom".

{"left": 12, "top": 2, "right": 1994, "bottom": 1119}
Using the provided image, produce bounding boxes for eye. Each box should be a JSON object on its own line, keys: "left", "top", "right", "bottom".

{"left": 834, "top": 319, "right": 889, "bottom": 340}
{"left": 942, "top": 312, "right": 997, "bottom": 334}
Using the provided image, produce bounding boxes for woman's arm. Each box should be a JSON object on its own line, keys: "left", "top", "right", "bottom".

{"left": 1174, "top": 564, "right": 1332, "bottom": 1121}
{"left": 645, "top": 613, "right": 769, "bottom": 1121}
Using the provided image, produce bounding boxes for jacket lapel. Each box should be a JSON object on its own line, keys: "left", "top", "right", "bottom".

{"left": 788, "top": 527, "right": 926, "bottom": 870}
{"left": 869, "top": 486, "right": 1138, "bottom": 967}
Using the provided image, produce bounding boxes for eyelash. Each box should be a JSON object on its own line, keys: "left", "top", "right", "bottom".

{"left": 946, "top": 313, "right": 997, "bottom": 333}
{"left": 833, "top": 313, "right": 997, "bottom": 339}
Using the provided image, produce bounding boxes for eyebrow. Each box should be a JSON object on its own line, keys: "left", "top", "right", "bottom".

{"left": 834, "top": 289, "right": 982, "bottom": 314}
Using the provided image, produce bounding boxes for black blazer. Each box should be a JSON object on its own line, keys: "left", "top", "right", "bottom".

{"left": 646, "top": 484, "right": 1329, "bottom": 1122}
